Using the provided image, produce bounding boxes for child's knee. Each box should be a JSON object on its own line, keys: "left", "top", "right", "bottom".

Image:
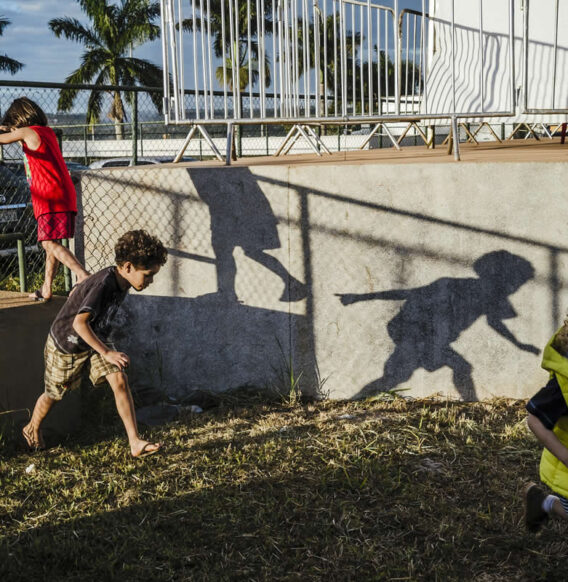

{"left": 107, "top": 371, "right": 129, "bottom": 392}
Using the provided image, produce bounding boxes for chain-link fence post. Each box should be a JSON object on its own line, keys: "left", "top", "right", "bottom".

{"left": 83, "top": 126, "right": 88, "bottom": 165}
{"left": 61, "top": 238, "right": 72, "bottom": 292}
{"left": 131, "top": 91, "right": 138, "bottom": 165}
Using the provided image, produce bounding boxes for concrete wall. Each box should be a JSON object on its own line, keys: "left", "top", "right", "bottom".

{"left": 76, "top": 159, "right": 568, "bottom": 401}
{"left": 0, "top": 292, "right": 80, "bottom": 435}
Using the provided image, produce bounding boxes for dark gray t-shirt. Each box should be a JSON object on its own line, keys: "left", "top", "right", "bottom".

{"left": 50, "top": 267, "right": 128, "bottom": 354}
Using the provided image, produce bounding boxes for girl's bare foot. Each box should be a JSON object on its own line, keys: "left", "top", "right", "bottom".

{"left": 29, "top": 282, "right": 52, "bottom": 302}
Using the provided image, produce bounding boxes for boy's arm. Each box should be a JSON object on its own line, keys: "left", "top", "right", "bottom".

{"left": 486, "top": 316, "right": 540, "bottom": 354}
{"left": 527, "top": 412, "right": 568, "bottom": 468}
{"left": 0, "top": 126, "right": 40, "bottom": 149}
{"left": 336, "top": 289, "right": 411, "bottom": 305}
{"left": 73, "top": 312, "right": 130, "bottom": 371}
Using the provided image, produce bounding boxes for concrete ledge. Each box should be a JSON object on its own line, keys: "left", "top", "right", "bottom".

{"left": 0, "top": 291, "right": 80, "bottom": 436}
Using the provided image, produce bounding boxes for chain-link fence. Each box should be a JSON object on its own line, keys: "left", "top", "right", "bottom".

{"left": 0, "top": 79, "right": 555, "bottom": 292}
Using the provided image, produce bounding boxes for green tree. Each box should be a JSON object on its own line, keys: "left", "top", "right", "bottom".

{"left": 49, "top": 0, "right": 163, "bottom": 138}
{"left": 182, "top": 0, "right": 272, "bottom": 99}
{"left": 0, "top": 16, "right": 24, "bottom": 74}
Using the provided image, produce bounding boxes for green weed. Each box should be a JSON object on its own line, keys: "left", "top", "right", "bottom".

{"left": 0, "top": 397, "right": 565, "bottom": 581}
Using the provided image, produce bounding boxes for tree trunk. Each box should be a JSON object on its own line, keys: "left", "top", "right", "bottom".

{"left": 111, "top": 91, "right": 126, "bottom": 141}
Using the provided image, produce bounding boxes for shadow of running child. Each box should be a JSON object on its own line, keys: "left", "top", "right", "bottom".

{"left": 336, "top": 250, "right": 540, "bottom": 401}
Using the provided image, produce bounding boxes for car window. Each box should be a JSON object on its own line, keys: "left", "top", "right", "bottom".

{"left": 104, "top": 160, "right": 130, "bottom": 167}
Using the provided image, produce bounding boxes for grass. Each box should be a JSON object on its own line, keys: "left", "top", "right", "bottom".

{"left": 1, "top": 392, "right": 567, "bottom": 581}
{"left": 0, "top": 269, "right": 68, "bottom": 295}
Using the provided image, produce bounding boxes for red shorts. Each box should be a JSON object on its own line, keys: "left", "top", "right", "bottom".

{"left": 37, "top": 212, "right": 76, "bottom": 242}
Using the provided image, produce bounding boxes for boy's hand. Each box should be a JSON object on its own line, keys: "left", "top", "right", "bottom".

{"left": 518, "top": 342, "right": 540, "bottom": 355}
{"left": 336, "top": 293, "right": 357, "bottom": 305}
{"left": 103, "top": 350, "right": 130, "bottom": 371}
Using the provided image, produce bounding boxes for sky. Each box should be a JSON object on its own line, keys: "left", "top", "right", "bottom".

{"left": 0, "top": 0, "right": 163, "bottom": 82}
{"left": 0, "top": 0, "right": 425, "bottom": 84}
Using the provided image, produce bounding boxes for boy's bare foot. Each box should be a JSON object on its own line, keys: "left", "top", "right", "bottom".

{"left": 132, "top": 441, "right": 162, "bottom": 459}
{"left": 22, "top": 425, "right": 45, "bottom": 451}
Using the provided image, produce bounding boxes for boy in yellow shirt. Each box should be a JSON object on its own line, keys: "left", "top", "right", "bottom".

{"left": 525, "top": 324, "right": 568, "bottom": 531}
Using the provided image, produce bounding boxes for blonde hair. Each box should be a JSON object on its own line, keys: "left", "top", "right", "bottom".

{"left": 2, "top": 97, "right": 48, "bottom": 128}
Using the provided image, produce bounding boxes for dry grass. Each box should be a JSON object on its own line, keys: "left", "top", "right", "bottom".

{"left": 1, "top": 392, "right": 566, "bottom": 581}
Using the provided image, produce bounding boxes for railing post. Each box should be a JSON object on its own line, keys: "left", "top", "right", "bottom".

{"left": 17, "top": 237, "right": 26, "bottom": 293}
{"left": 131, "top": 91, "right": 138, "bottom": 165}
{"left": 451, "top": 116, "right": 461, "bottom": 161}
{"left": 83, "top": 126, "right": 88, "bottom": 165}
{"left": 61, "top": 238, "right": 72, "bottom": 292}
{"left": 226, "top": 123, "right": 234, "bottom": 166}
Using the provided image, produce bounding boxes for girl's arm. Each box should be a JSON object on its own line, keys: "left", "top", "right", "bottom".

{"left": 0, "top": 126, "right": 40, "bottom": 149}
{"left": 527, "top": 412, "right": 568, "bottom": 468}
{"left": 73, "top": 312, "right": 130, "bottom": 371}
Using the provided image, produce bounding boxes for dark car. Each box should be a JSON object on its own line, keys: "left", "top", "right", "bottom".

{"left": 0, "top": 164, "right": 31, "bottom": 237}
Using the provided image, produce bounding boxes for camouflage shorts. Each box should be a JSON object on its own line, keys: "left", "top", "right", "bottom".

{"left": 44, "top": 335, "right": 121, "bottom": 400}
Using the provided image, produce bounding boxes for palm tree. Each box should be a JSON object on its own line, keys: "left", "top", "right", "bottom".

{"left": 182, "top": 0, "right": 272, "bottom": 102}
{"left": 0, "top": 16, "right": 24, "bottom": 74}
{"left": 49, "top": 0, "right": 163, "bottom": 138}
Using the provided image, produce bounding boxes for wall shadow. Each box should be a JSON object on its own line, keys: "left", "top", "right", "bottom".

{"left": 113, "top": 293, "right": 316, "bottom": 400}
{"left": 337, "top": 250, "right": 540, "bottom": 400}
{"left": 189, "top": 167, "right": 307, "bottom": 303}
{"left": 76, "top": 165, "right": 568, "bottom": 401}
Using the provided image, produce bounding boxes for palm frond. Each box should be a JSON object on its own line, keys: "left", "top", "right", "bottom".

{"left": 0, "top": 16, "right": 10, "bottom": 35}
{"left": 0, "top": 55, "right": 24, "bottom": 74}
{"left": 49, "top": 17, "right": 101, "bottom": 48}
{"left": 51, "top": 0, "right": 165, "bottom": 127}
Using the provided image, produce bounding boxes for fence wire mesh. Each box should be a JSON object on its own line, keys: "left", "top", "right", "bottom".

{"left": 0, "top": 80, "right": 547, "bottom": 292}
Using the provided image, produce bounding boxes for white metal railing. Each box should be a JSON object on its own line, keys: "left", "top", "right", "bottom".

{"left": 522, "top": 0, "right": 568, "bottom": 115}
{"left": 159, "top": 0, "right": 566, "bottom": 161}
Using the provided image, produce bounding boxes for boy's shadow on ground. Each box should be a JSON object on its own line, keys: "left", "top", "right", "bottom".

{"left": 337, "top": 250, "right": 540, "bottom": 401}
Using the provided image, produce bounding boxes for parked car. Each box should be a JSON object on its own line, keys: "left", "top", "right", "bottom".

{"left": 0, "top": 164, "right": 32, "bottom": 238}
{"left": 0, "top": 159, "right": 86, "bottom": 240}
{"left": 89, "top": 157, "right": 162, "bottom": 169}
{"left": 88, "top": 156, "right": 197, "bottom": 169}
{"left": 65, "top": 161, "right": 89, "bottom": 172}
{"left": 5, "top": 160, "right": 89, "bottom": 178}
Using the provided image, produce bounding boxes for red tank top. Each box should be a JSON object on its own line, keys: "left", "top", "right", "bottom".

{"left": 22, "top": 126, "right": 77, "bottom": 218}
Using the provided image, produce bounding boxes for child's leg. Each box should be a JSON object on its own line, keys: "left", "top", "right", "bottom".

{"left": 22, "top": 393, "right": 56, "bottom": 449}
{"left": 37, "top": 247, "right": 60, "bottom": 300}
{"left": 40, "top": 240, "right": 89, "bottom": 298}
{"left": 550, "top": 497, "right": 568, "bottom": 521}
{"left": 106, "top": 371, "right": 161, "bottom": 458}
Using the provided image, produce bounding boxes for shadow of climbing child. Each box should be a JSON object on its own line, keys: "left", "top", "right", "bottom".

{"left": 189, "top": 167, "right": 307, "bottom": 303}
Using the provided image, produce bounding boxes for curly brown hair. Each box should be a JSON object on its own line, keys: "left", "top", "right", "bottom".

{"left": 3, "top": 97, "right": 48, "bottom": 128}
{"left": 115, "top": 230, "right": 168, "bottom": 268}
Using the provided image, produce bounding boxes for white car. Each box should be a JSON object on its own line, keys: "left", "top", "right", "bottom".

{"left": 88, "top": 157, "right": 162, "bottom": 169}
{"left": 88, "top": 156, "right": 197, "bottom": 169}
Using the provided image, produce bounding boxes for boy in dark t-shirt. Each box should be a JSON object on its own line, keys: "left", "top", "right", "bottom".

{"left": 22, "top": 230, "right": 168, "bottom": 458}
{"left": 524, "top": 326, "right": 568, "bottom": 531}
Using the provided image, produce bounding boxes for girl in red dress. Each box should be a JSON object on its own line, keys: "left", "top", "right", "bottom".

{"left": 0, "top": 97, "right": 89, "bottom": 300}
